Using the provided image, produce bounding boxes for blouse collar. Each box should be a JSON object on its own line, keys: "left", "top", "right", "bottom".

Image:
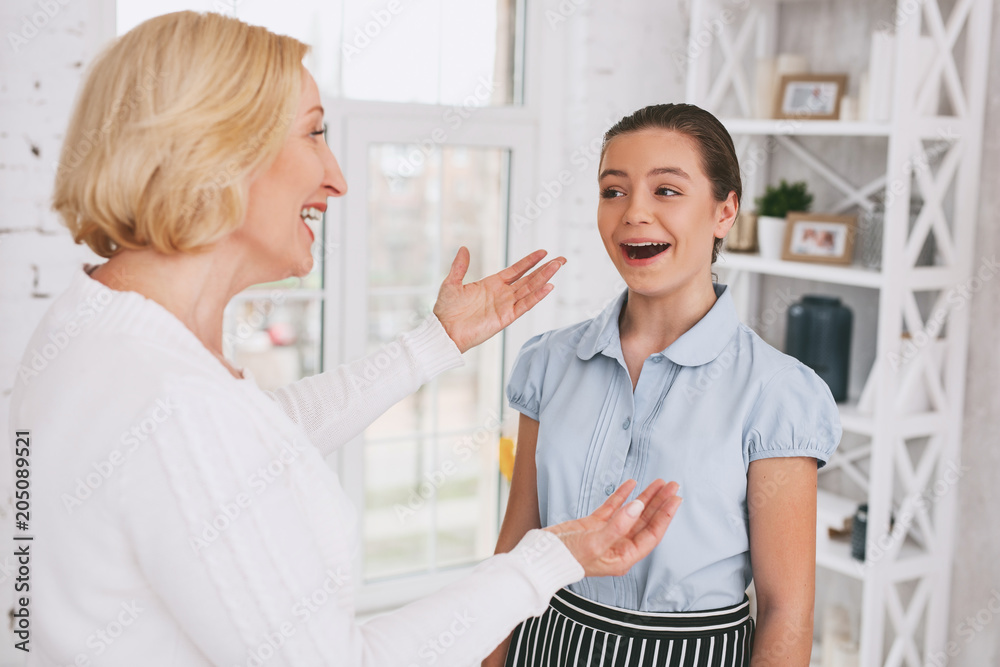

{"left": 576, "top": 282, "right": 740, "bottom": 367}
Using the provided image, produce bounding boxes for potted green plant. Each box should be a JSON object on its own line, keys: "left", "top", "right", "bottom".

{"left": 755, "top": 180, "right": 814, "bottom": 259}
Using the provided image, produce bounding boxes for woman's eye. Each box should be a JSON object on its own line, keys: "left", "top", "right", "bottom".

{"left": 656, "top": 187, "right": 679, "bottom": 196}
{"left": 310, "top": 123, "right": 328, "bottom": 138}
{"left": 600, "top": 188, "right": 624, "bottom": 199}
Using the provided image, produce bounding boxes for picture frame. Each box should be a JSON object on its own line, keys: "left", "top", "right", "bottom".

{"left": 782, "top": 212, "right": 857, "bottom": 265}
{"left": 773, "top": 74, "right": 848, "bottom": 120}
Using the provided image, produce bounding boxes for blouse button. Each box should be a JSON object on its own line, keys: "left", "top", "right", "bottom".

{"left": 605, "top": 484, "right": 615, "bottom": 495}
{"left": 653, "top": 355, "right": 663, "bottom": 363}
{"left": 622, "top": 417, "right": 631, "bottom": 429}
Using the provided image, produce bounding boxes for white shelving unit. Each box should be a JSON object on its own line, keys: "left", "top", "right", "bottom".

{"left": 684, "top": 1, "right": 992, "bottom": 665}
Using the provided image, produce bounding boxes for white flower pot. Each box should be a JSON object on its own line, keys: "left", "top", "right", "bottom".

{"left": 757, "top": 215, "right": 787, "bottom": 260}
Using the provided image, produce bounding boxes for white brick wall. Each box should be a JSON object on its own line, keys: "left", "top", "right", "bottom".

{"left": 0, "top": 1, "right": 997, "bottom": 664}
{"left": 1, "top": 1, "right": 105, "bottom": 663}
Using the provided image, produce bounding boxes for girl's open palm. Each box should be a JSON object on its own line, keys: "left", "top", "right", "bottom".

{"left": 545, "top": 479, "right": 682, "bottom": 578}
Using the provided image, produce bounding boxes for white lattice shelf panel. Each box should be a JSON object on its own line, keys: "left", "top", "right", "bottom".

{"left": 722, "top": 119, "right": 892, "bottom": 137}
{"left": 716, "top": 253, "right": 883, "bottom": 288}
{"left": 717, "top": 254, "right": 962, "bottom": 291}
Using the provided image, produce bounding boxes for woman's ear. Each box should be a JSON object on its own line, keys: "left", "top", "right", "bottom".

{"left": 713, "top": 191, "right": 739, "bottom": 239}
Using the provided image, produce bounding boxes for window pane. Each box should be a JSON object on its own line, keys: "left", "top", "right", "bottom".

{"left": 363, "top": 438, "right": 432, "bottom": 579}
{"left": 434, "top": 433, "right": 495, "bottom": 568}
{"left": 118, "top": 0, "right": 520, "bottom": 106}
{"left": 222, "top": 297, "right": 323, "bottom": 389}
{"left": 363, "top": 143, "right": 508, "bottom": 581}
{"left": 368, "top": 144, "right": 506, "bottom": 289}
{"left": 340, "top": 0, "right": 517, "bottom": 106}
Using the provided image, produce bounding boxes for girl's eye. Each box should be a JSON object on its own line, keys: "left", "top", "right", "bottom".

{"left": 600, "top": 188, "right": 624, "bottom": 199}
{"left": 656, "top": 187, "right": 680, "bottom": 196}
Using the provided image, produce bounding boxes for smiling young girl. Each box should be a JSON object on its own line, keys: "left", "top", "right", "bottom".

{"left": 485, "top": 104, "right": 842, "bottom": 667}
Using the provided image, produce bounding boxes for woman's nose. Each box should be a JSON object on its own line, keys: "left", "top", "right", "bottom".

{"left": 322, "top": 142, "right": 348, "bottom": 198}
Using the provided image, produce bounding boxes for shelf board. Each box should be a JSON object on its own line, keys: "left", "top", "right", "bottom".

{"left": 721, "top": 118, "right": 891, "bottom": 137}
{"left": 716, "top": 252, "right": 883, "bottom": 288}
{"left": 838, "top": 403, "right": 873, "bottom": 435}
{"left": 816, "top": 491, "right": 934, "bottom": 582}
{"left": 836, "top": 403, "right": 947, "bottom": 437}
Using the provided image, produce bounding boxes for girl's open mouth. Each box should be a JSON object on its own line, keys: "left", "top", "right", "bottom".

{"left": 621, "top": 242, "right": 671, "bottom": 265}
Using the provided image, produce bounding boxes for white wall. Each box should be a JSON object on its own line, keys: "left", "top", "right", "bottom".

{"left": 0, "top": 0, "right": 997, "bottom": 664}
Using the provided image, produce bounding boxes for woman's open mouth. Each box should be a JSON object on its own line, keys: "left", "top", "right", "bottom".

{"left": 301, "top": 206, "right": 321, "bottom": 242}
{"left": 620, "top": 241, "right": 671, "bottom": 265}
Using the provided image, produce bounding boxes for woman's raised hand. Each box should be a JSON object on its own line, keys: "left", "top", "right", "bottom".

{"left": 544, "top": 479, "right": 682, "bottom": 578}
{"left": 433, "top": 247, "right": 566, "bottom": 354}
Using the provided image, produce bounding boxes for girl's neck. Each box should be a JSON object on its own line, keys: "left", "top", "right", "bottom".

{"left": 618, "top": 277, "right": 719, "bottom": 354}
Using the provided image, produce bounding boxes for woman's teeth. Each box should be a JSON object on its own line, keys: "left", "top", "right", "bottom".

{"left": 622, "top": 242, "right": 670, "bottom": 260}
{"left": 300, "top": 206, "right": 322, "bottom": 222}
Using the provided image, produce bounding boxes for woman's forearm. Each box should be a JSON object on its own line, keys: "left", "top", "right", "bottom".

{"left": 264, "top": 314, "right": 463, "bottom": 456}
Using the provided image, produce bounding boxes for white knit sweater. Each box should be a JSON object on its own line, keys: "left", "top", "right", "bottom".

{"left": 9, "top": 264, "right": 583, "bottom": 666}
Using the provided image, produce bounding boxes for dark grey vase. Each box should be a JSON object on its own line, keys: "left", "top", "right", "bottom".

{"left": 785, "top": 295, "right": 853, "bottom": 402}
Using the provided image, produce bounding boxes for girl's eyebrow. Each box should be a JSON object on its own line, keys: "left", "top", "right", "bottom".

{"left": 648, "top": 166, "right": 691, "bottom": 181}
{"left": 599, "top": 166, "right": 692, "bottom": 181}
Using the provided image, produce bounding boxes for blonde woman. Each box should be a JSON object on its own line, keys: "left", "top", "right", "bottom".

{"left": 11, "top": 12, "right": 682, "bottom": 666}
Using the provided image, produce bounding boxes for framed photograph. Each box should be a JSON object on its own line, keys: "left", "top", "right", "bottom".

{"left": 774, "top": 74, "right": 848, "bottom": 120}
{"left": 782, "top": 213, "right": 857, "bottom": 265}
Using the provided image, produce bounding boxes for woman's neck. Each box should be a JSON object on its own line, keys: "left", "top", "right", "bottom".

{"left": 89, "top": 246, "right": 252, "bottom": 360}
{"left": 618, "top": 276, "right": 719, "bottom": 355}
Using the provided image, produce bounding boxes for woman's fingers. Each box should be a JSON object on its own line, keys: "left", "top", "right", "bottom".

{"left": 442, "top": 246, "right": 471, "bottom": 286}
{"left": 589, "top": 479, "right": 637, "bottom": 522}
{"left": 633, "top": 478, "right": 668, "bottom": 507}
{"left": 550, "top": 479, "right": 682, "bottom": 579}
{"left": 512, "top": 256, "right": 565, "bottom": 298}
{"left": 497, "top": 249, "right": 548, "bottom": 284}
{"left": 597, "top": 481, "right": 681, "bottom": 568}
{"left": 626, "top": 485, "right": 683, "bottom": 556}
{"left": 624, "top": 480, "right": 676, "bottom": 538}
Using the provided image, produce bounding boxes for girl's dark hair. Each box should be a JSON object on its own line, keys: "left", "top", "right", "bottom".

{"left": 600, "top": 103, "right": 741, "bottom": 264}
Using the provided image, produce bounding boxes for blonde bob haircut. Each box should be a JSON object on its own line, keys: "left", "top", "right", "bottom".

{"left": 53, "top": 11, "right": 309, "bottom": 258}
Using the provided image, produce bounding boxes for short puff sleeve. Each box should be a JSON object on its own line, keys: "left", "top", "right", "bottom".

{"left": 505, "top": 332, "right": 551, "bottom": 421}
{"left": 744, "top": 362, "right": 842, "bottom": 469}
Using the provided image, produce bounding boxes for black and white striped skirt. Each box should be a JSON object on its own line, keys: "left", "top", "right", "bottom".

{"left": 504, "top": 587, "right": 754, "bottom": 667}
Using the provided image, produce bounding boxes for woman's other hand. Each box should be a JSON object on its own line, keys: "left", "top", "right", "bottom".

{"left": 545, "top": 479, "right": 682, "bottom": 578}
{"left": 433, "top": 247, "right": 566, "bottom": 354}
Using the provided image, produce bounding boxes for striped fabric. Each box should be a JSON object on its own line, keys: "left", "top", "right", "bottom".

{"left": 504, "top": 588, "right": 754, "bottom": 667}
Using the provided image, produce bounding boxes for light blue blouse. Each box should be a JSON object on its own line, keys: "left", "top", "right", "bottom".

{"left": 506, "top": 283, "right": 842, "bottom": 612}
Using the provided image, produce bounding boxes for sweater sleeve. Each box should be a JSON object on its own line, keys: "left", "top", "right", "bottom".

{"left": 261, "top": 314, "right": 464, "bottom": 457}
{"left": 118, "top": 374, "right": 582, "bottom": 666}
